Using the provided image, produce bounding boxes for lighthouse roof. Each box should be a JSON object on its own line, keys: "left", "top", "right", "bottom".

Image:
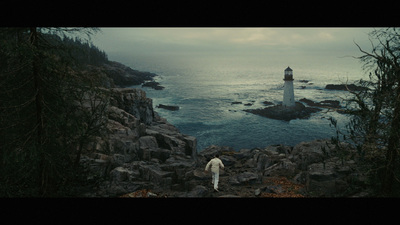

{"left": 285, "top": 66, "right": 293, "bottom": 71}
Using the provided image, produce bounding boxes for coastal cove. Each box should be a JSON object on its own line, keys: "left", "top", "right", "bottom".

{"left": 76, "top": 61, "right": 371, "bottom": 197}
{"left": 124, "top": 54, "right": 363, "bottom": 151}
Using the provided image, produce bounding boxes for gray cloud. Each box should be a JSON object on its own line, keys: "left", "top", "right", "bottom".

{"left": 92, "top": 27, "right": 376, "bottom": 61}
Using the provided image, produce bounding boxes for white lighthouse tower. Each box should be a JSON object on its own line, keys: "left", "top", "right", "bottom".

{"left": 283, "top": 66, "right": 295, "bottom": 107}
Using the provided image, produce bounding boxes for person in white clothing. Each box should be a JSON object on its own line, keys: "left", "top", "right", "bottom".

{"left": 205, "top": 154, "right": 225, "bottom": 192}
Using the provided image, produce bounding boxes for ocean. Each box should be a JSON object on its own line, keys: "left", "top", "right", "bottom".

{"left": 118, "top": 52, "right": 366, "bottom": 151}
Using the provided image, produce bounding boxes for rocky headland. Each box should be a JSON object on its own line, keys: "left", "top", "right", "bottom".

{"left": 88, "top": 60, "right": 157, "bottom": 88}
{"left": 71, "top": 62, "right": 371, "bottom": 197}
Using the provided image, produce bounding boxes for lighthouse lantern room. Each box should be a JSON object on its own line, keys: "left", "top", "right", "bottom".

{"left": 283, "top": 66, "right": 295, "bottom": 107}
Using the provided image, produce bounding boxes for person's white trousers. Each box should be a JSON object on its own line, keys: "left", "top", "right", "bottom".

{"left": 212, "top": 171, "right": 219, "bottom": 189}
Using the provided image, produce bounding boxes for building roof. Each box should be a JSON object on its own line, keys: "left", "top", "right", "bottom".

{"left": 285, "top": 66, "right": 292, "bottom": 71}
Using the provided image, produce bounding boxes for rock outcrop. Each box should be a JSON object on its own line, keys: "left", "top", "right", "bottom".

{"left": 325, "top": 84, "right": 368, "bottom": 92}
{"left": 109, "top": 88, "right": 155, "bottom": 125}
{"left": 78, "top": 87, "right": 199, "bottom": 197}
{"left": 244, "top": 102, "right": 321, "bottom": 121}
{"left": 157, "top": 104, "right": 180, "bottom": 111}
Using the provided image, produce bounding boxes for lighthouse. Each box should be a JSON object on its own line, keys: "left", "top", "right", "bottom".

{"left": 283, "top": 66, "right": 295, "bottom": 107}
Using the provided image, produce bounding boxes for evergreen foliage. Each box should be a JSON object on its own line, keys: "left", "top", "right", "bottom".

{"left": 0, "top": 27, "right": 109, "bottom": 197}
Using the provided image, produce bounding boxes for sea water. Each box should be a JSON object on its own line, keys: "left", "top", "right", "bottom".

{"left": 121, "top": 52, "right": 366, "bottom": 151}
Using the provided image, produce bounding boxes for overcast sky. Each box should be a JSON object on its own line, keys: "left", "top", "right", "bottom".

{"left": 92, "top": 28, "right": 376, "bottom": 59}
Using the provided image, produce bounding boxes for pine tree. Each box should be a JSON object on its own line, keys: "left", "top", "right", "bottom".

{"left": 0, "top": 27, "right": 108, "bottom": 197}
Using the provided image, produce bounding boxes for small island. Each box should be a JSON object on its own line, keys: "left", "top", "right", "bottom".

{"left": 242, "top": 67, "right": 351, "bottom": 121}
{"left": 244, "top": 102, "right": 321, "bottom": 121}
{"left": 157, "top": 104, "right": 180, "bottom": 111}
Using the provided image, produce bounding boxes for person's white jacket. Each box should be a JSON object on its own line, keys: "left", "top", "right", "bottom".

{"left": 205, "top": 157, "right": 224, "bottom": 173}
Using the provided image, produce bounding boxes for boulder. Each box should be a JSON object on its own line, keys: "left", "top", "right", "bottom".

{"left": 112, "top": 154, "right": 134, "bottom": 166}
{"left": 229, "top": 172, "right": 260, "bottom": 185}
{"left": 289, "top": 139, "right": 334, "bottom": 170}
{"left": 139, "top": 136, "right": 158, "bottom": 150}
{"left": 233, "top": 148, "right": 254, "bottom": 160}
{"left": 182, "top": 135, "right": 197, "bottom": 160}
{"left": 138, "top": 164, "right": 173, "bottom": 188}
{"left": 110, "top": 166, "right": 134, "bottom": 182}
{"left": 308, "top": 162, "right": 337, "bottom": 182}
{"left": 147, "top": 148, "right": 172, "bottom": 163}
{"left": 80, "top": 156, "right": 112, "bottom": 180}
{"left": 188, "top": 168, "right": 209, "bottom": 180}
{"left": 108, "top": 105, "right": 140, "bottom": 131}
{"left": 146, "top": 123, "right": 197, "bottom": 158}
{"left": 220, "top": 155, "right": 237, "bottom": 167}
{"left": 161, "top": 157, "right": 196, "bottom": 183}
{"left": 186, "top": 185, "right": 209, "bottom": 197}
{"left": 199, "top": 145, "right": 235, "bottom": 161}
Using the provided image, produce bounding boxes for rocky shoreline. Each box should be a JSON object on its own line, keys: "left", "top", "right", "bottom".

{"left": 74, "top": 87, "right": 371, "bottom": 198}
{"left": 73, "top": 63, "right": 372, "bottom": 197}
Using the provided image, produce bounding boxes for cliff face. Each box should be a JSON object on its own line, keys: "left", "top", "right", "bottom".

{"left": 78, "top": 87, "right": 198, "bottom": 197}
{"left": 109, "top": 88, "right": 155, "bottom": 125}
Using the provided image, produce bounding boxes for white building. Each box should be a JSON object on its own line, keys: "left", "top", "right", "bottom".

{"left": 283, "top": 66, "right": 295, "bottom": 107}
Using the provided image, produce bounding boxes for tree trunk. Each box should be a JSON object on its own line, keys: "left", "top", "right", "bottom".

{"left": 30, "top": 27, "right": 47, "bottom": 196}
{"left": 74, "top": 140, "right": 84, "bottom": 169}
{"left": 30, "top": 27, "right": 43, "bottom": 147}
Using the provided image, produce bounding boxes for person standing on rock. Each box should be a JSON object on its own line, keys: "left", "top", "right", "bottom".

{"left": 205, "top": 154, "right": 225, "bottom": 192}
